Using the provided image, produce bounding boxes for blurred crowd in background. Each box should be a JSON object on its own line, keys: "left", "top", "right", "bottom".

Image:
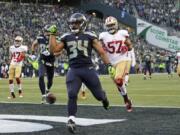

{"left": 0, "top": 0, "right": 179, "bottom": 78}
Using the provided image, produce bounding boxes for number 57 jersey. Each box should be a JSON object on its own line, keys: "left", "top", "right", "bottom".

{"left": 99, "top": 30, "right": 129, "bottom": 65}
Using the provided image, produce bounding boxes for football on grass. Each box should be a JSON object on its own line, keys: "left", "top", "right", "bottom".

{"left": 46, "top": 93, "right": 56, "bottom": 104}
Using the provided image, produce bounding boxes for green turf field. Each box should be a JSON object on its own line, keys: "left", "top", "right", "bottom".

{"left": 1, "top": 74, "right": 180, "bottom": 107}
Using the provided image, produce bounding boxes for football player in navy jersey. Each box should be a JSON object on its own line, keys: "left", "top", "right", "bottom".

{"left": 48, "top": 13, "right": 115, "bottom": 133}
{"left": 31, "top": 25, "right": 55, "bottom": 104}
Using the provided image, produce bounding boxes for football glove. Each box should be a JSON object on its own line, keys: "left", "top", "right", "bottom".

{"left": 29, "top": 55, "right": 37, "bottom": 61}
{"left": 47, "top": 25, "right": 57, "bottom": 35}
{"left": 120, "top": 45, "right": 128, "bottom": 53}
{"left": 16, "top": 53, "right": 25, "bottom": 62}
{"left": 107, "top": 64, "right": 115, "bottom": 78}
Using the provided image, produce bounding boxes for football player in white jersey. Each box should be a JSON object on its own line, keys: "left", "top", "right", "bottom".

{"left": 8, "top": 36, "right": 28, "bottom": 99}
{"left": 99, "top": 16, "right": 133, "bottom": 112}
{"left": 176, "top": 50, "right": 180, "bottom": 77}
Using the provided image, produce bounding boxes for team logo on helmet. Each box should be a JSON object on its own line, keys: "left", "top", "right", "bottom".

{"left": 105, "top": 16, "right": 118, "bottom": 34}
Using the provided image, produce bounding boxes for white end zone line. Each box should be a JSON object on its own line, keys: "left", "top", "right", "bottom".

{"left": 0, "top": 101, "right": 180, "bottom": 109}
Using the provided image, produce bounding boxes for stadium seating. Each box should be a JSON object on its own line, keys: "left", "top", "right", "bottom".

{"left": 0, "top": 1, "right": 179, "bottom": 78}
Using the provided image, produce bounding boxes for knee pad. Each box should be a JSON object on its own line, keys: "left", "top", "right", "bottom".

{"left": 115, "top": 78, "right": 123, "bottom": 87}
{"left": 39, "top": 76, "right": 44, "bottom": 81}
{"left": 16, "top": 78, "right": 21, "bottom": 84}
{"left": 9, "top": 80, "right": 13, "bottom": 84}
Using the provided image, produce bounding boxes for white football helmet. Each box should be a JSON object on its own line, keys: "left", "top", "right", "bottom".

{"left": 105, "top": 16, "right": 118, "bottom": 34}
{"left": 14, "top": 36, "right": 23, "bottom": 47}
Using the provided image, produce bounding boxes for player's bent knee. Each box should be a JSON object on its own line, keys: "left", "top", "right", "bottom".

{"left": 16, "top": 78, "right": 21, "bottom": 84}
{"left": 115, "top": 78, "right": 123, "bottom": 87}
{"left": 39, "top": 76, "right": 44, "bottom": 81}
{"left": 9, "top": 80, "right": 13, "bottom": 84}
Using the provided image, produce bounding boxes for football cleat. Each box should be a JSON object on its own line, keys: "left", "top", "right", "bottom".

{"left": 18, "top": 90, "right": 23, "bottom": 98}
{"left": 125, "top": 99, "right": 132, "bottom": 112}
{"left": 19, "top": 94, "right": 23, "bottom": 98}
{"left": 81, "top": 91, "right": 86, "bottom": 99}
{"left": 41, "top": 96, "right": 47, "bottom": 104}
{"left": 102, "top": 98, "right": 110, "bottom": 110}
{"left": 67, "top": 119, "right": 76, "bottom": 134}
{"left": 8, "top": 92, "right": 16, "bottom": 99}
{"left": 46, "top": 89, "right": 50, "bottom": 94}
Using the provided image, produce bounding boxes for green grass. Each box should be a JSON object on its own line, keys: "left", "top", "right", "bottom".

{"left": 1, "top": 74, "right": 180, "bottom": 107}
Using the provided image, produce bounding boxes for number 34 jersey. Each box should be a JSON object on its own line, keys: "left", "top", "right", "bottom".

{"left": 60, "top": 31, "right": 97, "bottom": 68}
{"left": 99, "top": 30, "right": 129, "bottom": 65}
{"left": 9, "top": 45, "right": 28, "bottom": 66}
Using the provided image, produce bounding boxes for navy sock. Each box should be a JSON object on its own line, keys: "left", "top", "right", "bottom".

{"left": 39, "top": 76, "right": 46, "bottom": 95}
{"left": 68, "top": 97, "right": 77, "bottom": 116}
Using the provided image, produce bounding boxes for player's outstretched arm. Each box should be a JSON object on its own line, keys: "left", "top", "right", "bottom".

{"left": 31, "top": 40, "right": 38, "bottom": 55}
{"left": 92, "top": 39, "right": 110, "bottom": 64}
{"left": 93, "top": 39, "right": 115, "bottom": 77}
{"left": 48, "top": 25, "right": 64, "bottom": 53}
{"left": 49, "top": 35, "right": 64, "bottom": 53}
{"left": 125, "top": 38, "right": 132, "bottom": 51}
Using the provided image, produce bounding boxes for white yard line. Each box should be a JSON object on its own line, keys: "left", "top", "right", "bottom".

{"left": 130, "top": 94, "right": 180, "bottom": 97}
{"left": 0, "top": 101, "right": 180, "bottom": 109}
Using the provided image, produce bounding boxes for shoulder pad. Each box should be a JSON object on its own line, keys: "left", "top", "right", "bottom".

{"left": 10, "top": 45, "right": 14, "bottom": 49}
{"left": 119, "top": 30, "right": 129, "bottom": 37}
{"left": 177, "top": 52, "right": 180, "bottom": 56}
{"left": 99, "top": 32, "right": 107, "bottom": 39}
{"left": 37, "top": 35, "right": 44, "bottom": 40}
{"left": 84, "top": 31, "right": 97, "bottom": 38}
{"left": 60, "top": 32, "right": 71, "bottom": 39}
{"left": 9, "top": 46, "right": 14, "bottom": 51}
{"left": 22, "top": 45, "right": 28, "bottom": 52}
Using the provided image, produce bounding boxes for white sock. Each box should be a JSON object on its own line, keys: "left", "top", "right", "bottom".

{"left": 81, "top": 84, "right": 86, "bottom": 92}
{"left": 125, "top": 75, "right": 129, "bottom": 84}
{"left": 9, "top": 83, "right": 14, "bottom": 93}
{"left": 119, "top": 84, "right": 127, "bottom": 96}
{"left": 46, "top": 87, "right": 49, "bottom": 92}
{"left": 68, "top": 116, "right": 76, "bottom": 122}
{"left": 17, "top": 84, "right": 22, "bottom": 91}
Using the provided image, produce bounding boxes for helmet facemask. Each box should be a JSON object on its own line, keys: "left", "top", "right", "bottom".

{"left": 14, "top": 36, "right": 23, "bottom": 47}
{"left": 105, "top": 16, "right": 118, "bottom": 34}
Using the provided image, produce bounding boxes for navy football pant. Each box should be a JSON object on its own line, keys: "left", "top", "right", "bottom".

{"left": 38, "top": 63, "right": 54, "bottom": 95}
{"left": 144, "top": 64, "right": 151, "bottom": 76}
{"left": 66, "top": 67, "right": 107, "bottom": 116}
{"left": 166, "top": 64, "right": 171, "bottom": 74}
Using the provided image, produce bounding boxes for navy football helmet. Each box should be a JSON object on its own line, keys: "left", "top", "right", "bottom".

{"left": 68, "top": 13, "right": 87, "bottom": 33}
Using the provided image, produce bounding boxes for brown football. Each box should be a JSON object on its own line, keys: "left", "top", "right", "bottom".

{"left": 46, "top": 93, "right": 56, "bottom": 104}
